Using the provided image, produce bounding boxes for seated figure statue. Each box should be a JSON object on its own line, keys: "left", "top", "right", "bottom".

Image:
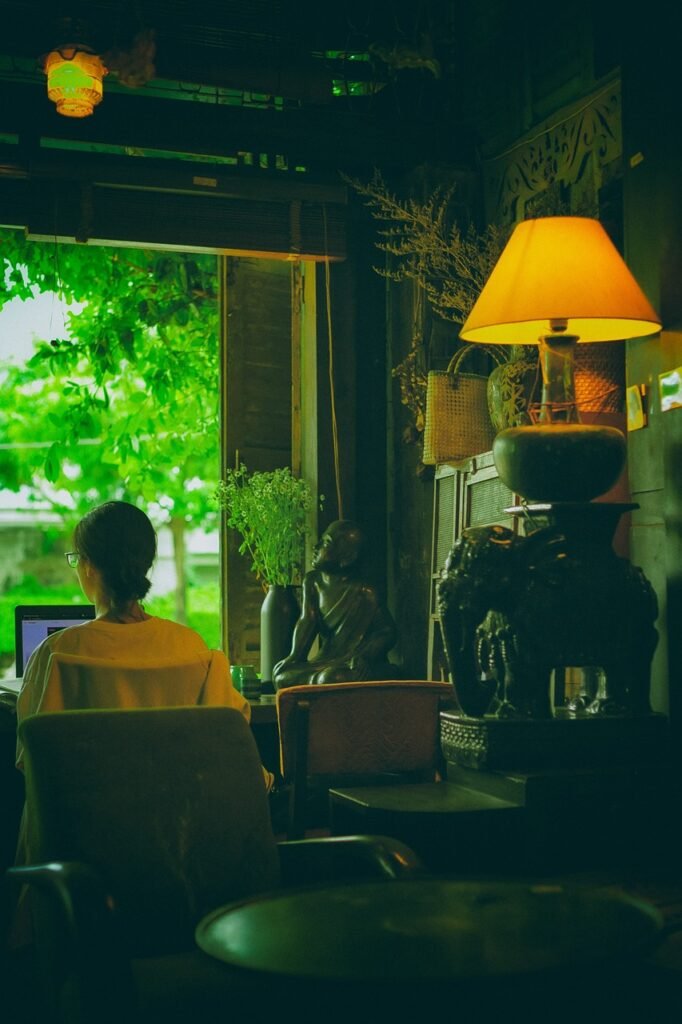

{"left": 273, "top": 519, "right": 397, "bottom": 688}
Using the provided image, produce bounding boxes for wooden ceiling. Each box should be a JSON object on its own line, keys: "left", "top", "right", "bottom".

{"left": 0, "top": 1, "right": 470, "bottom": 174}
{"left": 4, "top": 1, "right": 390, "bottom": 101}
{"left": 0, "top": 2, "right": 473, "bottom": 254}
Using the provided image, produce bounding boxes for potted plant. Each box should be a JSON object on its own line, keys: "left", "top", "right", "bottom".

{"left": 215, "top": 464, "right": 318, "bottom": 684}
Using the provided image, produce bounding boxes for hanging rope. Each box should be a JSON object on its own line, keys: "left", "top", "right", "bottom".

{"left": 323, "top": 203, "right": 343, "bottom": 519}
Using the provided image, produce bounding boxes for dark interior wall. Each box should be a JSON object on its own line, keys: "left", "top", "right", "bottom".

{"left": 379, "top": 0, "right": 613, "bottom": 679}
{"left": 386, "top": 263, "right": 434, "bottom": 678}
{"left": 313, "top": 202, "right": 392, "bottom": 607}
{"left": 621, "top": 9, "right": 682, "bottom": 755}
{"left": 315, "top": 258, "right": 355, "bottom": 528}
{"left": 414, "top": 1, "right": 679, "bottom": 743}
{"left": 451, "top": 0, "right": 601, "bottom": 163}
{"left": 348, "top": 203, "right": 391, "bottom": 599}
{"left": 381, "top": 164, "right": 478, "bottom": 679}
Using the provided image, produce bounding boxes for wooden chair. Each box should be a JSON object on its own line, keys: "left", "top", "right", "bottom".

{"left": 7, "top": 706, "right": 423, "bottom": 1024}
{"left": 24, "top": 648, "right": 244, "bottom": 714}
{"left": 276, "top": 680, "right": 454, "bottom": 839}
{"left": 13, "top": 649, "right": 274, "bottom": 869}
{"left": 15, "top": 647, "right": 250, "bottom": 773}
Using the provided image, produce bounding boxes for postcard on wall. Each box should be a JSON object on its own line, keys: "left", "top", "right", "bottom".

{"left": 659, "top": 366, "right": 682, "bottom": 412}
{"left": 626, "top": 384, "right": 646, "bottom": 431}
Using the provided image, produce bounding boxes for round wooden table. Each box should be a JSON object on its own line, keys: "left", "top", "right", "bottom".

{"left": 196, "top": 879, "right": 663, "bottom": 1012}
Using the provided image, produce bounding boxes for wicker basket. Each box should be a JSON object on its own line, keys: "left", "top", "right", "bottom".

{"left": 422, "top": 345, "right": 496, "bottom": 465}
{"left": 575, "top": 342, "right": 625, "bottom": 414}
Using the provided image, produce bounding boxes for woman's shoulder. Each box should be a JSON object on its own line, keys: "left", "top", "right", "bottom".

{"left": 143, "top": 616, "right": 209, "bottom": 648}
{"left": 145, "top": 615, "right": 204, "bottom": 635}
{"left": 42, "top": 619, "right": 98, "bottom": 653}
{"left": 41, "top": 617, "right": 207, "bottom": 656}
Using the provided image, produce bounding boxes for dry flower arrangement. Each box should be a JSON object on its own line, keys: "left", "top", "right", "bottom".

{"left": 345, "top": 174, "right": 595, "bottom": 436}
{"left": 346, "top": 170, "right": 511, "bottom": 328}
{"left": 344, "top": 171, "right": 512, "bottom": 433}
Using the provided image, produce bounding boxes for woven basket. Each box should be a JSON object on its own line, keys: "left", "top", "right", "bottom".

{"left": 575, "top": 342, "right": 625, "bottom": 414}
{"left": 422, "top": 345, "right": 496, "bottom": 465}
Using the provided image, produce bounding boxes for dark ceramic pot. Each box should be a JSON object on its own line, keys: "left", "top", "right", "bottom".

{"left": 260, "top": 584, "right": 299, "bottom": 685}
{"left": 492, "top": 423, "right": 626, "bottom": 502}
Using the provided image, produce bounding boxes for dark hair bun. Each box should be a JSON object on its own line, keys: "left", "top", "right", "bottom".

{"left": 74, "top": 502, "right": 157, "bottom": 608}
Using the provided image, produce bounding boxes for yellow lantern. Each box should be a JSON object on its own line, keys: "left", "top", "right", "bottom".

{"left": 44, "top": 46, "right": 108, "bottom": 118}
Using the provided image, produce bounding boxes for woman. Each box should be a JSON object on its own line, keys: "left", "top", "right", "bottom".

{"left": 16, "top": 501, "right": 262, "bottom": 775}
{"left": 10, "top": 501, "right": 271, "bottom": 949}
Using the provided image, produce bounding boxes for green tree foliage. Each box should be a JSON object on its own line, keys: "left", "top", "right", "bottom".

{"left": 0, "top": 229, "right": 221, "bottom": 621}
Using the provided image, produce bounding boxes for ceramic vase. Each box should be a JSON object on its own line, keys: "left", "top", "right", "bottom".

{"left": 486, "top": 346, "right": 539, "bottom": 430}
{"left": 260, "top": 584, "right": 299, "bottom": 685}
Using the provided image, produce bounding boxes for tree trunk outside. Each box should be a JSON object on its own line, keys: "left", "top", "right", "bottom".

{"left": 170, "top": 516, "right": 187, "bottom": 624}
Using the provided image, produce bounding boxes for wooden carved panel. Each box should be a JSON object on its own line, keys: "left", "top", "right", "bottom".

{"left": 484, "top": 77, "right": 621, "bottom": 224}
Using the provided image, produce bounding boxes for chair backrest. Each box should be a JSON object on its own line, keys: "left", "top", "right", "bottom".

{"left": 40, "top": 648, "right": 239, "bottom": 712}
{"left": 277, "top": 680, "right": 453, "bottom": 839}
{"left": 278, "top": 680, "right": 453, "bottom": 780}
{"left": 19, "top": 706, "right": 280, "bottom": 956}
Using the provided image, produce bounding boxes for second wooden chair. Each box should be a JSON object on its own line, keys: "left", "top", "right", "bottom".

{"left": 276, "top": 680, "right": 454, "bottom": 839}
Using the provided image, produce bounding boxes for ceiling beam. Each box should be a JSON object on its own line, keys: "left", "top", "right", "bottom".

{"left": 0, "top": 176, "right": 347, "bottom": 259}
{"left": 0, "top": 79, "right": 471, "bottom": 174}
{"left": 0, "top": 143, "right": 349, "bottom": 204}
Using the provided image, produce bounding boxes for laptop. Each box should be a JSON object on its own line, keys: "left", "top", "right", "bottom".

{"left": 8, "top": 604, "right": 96, "bottom": 686}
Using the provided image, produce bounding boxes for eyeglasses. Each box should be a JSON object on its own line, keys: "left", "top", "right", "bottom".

{"left": 64, "top": 552, "right": 80, "bottom": 569}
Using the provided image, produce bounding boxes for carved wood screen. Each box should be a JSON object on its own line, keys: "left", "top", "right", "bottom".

{"left": 482, "top": 74, "right": 622, "bottom": 226}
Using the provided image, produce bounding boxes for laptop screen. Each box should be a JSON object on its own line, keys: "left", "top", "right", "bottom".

{"left": 14, "top": 604, "right": 96, "bottom": 677}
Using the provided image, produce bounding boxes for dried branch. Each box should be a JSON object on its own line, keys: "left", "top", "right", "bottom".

{"left": 343, "top": 170, "right": 511, "bottom": 326}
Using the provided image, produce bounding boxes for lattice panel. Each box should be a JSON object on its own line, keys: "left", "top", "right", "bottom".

{"left": 467, "top": 476, "right": 513, "bottom": 528}
{"left": 434, "top": 473, "right": 456, "bottom": 573}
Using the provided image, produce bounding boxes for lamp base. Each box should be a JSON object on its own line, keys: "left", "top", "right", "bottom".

{"left": 492, "top": 423, "right": 626, "bottom": 502}
{"left": 436, "top": 502, "right": 659, "bottom": 721}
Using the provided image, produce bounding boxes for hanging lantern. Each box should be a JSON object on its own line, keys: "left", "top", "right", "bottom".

{"left": 44, "top": 45, "right": 108, "bottom": 118}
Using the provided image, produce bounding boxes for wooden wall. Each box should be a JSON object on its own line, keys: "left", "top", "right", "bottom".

{"left": 621, "top": 8, "right": 682, "bottom": 759}
{"left": 313, "top": 201, "right": 393, "bottom": 608}
{"left": 379, "top": 0, "right": 681, "bottom": 733}
{"left": 376, "top": 2, "right": 679, "bottom": 753}
{"left": 380, "top": 0, "right": 620, "bottom": 679}
{"left": 222, "top": 257, "right": 293, "bottom": 668}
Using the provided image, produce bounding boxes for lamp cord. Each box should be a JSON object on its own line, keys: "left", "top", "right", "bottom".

{"left": 323, "top": 204, "right": 343, "bottom": 519}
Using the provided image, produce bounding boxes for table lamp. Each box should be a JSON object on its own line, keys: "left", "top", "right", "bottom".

{"left": 460, "top": 216, "right": 661, "bottom": 502}
{"left": 437, "top": 218, "right": 661, "bottom": 728}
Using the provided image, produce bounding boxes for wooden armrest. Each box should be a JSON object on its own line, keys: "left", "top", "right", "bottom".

{"left": 276, "top": 834, "right": 425, "bottom": 888}
{"left": 7, "top": 861, "right": 134, "bottom": 1022}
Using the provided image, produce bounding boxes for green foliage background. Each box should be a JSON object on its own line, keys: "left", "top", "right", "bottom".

{"left": 0, "top": 581, "right": 221, "bottom": 666}
{"left": 0, "top": 228, "right": 222, "bottom": 626}
{"left": 0, "top": 228, "right": 220, "bottom": 522}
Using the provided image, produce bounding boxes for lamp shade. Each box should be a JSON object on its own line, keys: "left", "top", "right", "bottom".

{"left": 460, "top": 217, "right": 661, "bottom": 345}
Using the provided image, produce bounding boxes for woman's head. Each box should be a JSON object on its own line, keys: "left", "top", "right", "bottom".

{"left": 74, "top": 501, "right": 157, "bottom": 609}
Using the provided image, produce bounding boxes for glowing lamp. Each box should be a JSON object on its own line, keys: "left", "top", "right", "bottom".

{"left": 439, "top": 216, "right": 662, "bottom": 725}
{"left": 44, "top": 45, "right": 108, "bottom": 118}
{"left": 460, "top": 216, "right": 661, "bottom": 501}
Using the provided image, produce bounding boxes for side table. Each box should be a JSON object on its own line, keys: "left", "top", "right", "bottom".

{"left": 328, "top": 781, "right": 523, "bottom": 873}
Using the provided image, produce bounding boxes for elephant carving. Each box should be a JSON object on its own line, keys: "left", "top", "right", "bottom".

{"left": 436, "top": 522, "right": 658, "bottom": 720}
